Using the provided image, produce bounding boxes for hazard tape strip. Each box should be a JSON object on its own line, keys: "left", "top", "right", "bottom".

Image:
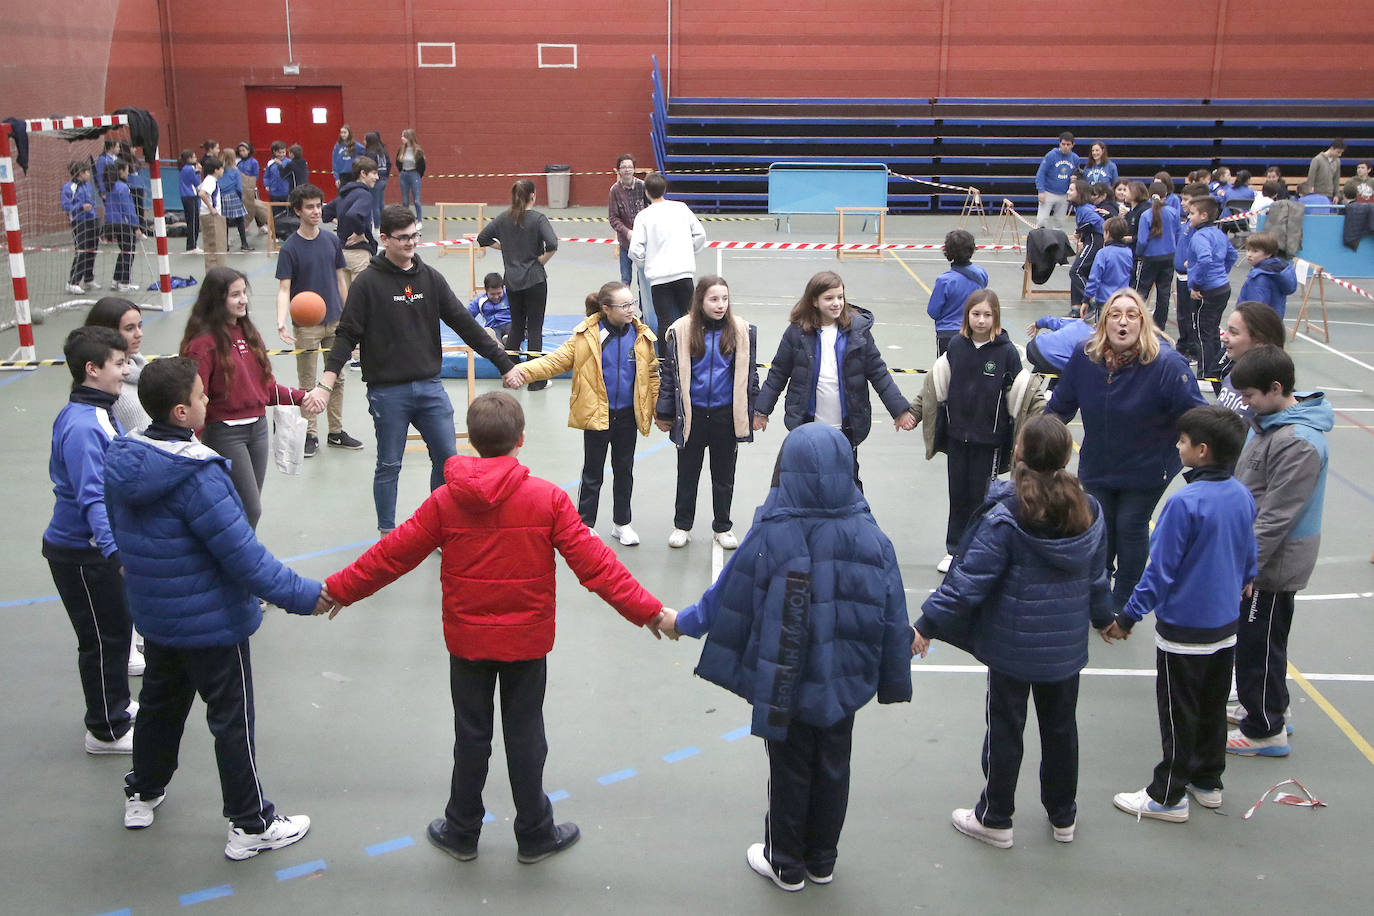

{"left": 888, "top": 170, "right": 977, "bottom": 194}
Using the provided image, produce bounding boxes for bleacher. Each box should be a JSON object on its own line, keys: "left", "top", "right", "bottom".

{"left": 649, "top": 57, "right": 1374, "bottom": 214}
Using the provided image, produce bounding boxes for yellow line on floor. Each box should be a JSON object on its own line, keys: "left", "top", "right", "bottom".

{"left": 1288, "top": 661, "right": 1374, "bottom": 766}
{"left": 881, "top": 249, "right": 932, "bottom": 295}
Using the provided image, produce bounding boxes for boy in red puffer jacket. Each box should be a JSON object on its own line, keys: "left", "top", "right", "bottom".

{"left": 325, "top": 391, "right": 675, "bottom": 866}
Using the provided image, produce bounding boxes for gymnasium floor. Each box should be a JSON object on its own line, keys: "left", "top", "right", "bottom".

{"left": 4, "top": 209, "right": 1373, "bottom": 915}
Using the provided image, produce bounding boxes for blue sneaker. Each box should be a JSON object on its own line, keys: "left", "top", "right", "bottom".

{"left": 1226, "top": 728, "right": 1290, "bottom": 757}
{"left": 1113, "top": 788, "right": 1188, "bottom": 822}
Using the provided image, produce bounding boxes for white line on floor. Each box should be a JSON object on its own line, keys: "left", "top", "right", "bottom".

{"left": 711, "top": 539, "right": 724, "bottom": 584}
{"left": 910, "top": 663, "right": 1374, "bottom": 682}
{"left": 1297, "top": 331, "right": 1374, "bottom": 374}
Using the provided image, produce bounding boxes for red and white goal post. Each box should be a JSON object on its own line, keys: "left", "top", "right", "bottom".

{"left": 1, "top": 114, "right": 172, "bottom": 365}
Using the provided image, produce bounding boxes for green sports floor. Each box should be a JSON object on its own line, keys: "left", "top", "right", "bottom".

{"left": 3, "top": 209, "right": 1373, "bottom": 915}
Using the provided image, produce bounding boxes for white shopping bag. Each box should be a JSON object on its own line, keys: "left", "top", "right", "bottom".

{"left": 272, "top": 405, "right": 308, "bottom": 476}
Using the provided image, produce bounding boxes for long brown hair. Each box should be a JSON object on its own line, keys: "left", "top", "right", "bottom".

{"left": 179, "top": 266, "right": 272, "bottom": 387}
{"left": 1147, "top": 180, "right": 1169, "bottom": 238}
{"left": 686, "top": 275, "right": 737, "bottom": 358}
{"left": 1013, "top": 414, "right": 1093, "bottom": 537}
{"left": 509, "top": 178, "right": 535, "bottom": 226}
{"left": 789, "top": 271, "right": 851, "bottom": 333}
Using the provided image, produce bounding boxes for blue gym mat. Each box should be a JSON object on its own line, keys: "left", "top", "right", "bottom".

{"left": 440, "top": 313, "right": 582, "bottom": 378}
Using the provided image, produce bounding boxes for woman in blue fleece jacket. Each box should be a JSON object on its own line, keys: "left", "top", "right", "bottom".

{"left": 674, "top": 423, "right": 912, "bottom": 891}
{"left": 1048, "top": 289, "right": 1206, "bottom": 611}
{"left": 915, "top": 414, "right": 1111, "bottom": 849}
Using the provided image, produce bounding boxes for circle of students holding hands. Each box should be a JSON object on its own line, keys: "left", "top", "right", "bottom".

{"left": 43, "top": 160, "right": 1329, "bottom": 892}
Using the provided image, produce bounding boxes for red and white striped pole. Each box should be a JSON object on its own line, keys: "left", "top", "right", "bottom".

{"left": 147, "top": 148, "right": 172, "bottom": 311}
{"left": 0, "top": 121, "right": 36, "bottom": 364}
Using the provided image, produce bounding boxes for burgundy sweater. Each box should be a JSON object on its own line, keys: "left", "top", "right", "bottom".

{"left": 182, "top": 323, "right": 302, "bottom": 424}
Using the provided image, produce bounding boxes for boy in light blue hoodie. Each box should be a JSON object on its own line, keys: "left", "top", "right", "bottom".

{"left": 926, "top": 229, "right": 988, "bottom": 355}
{"left": 1238, "top": 232, "right": 1298, "bottom": 319}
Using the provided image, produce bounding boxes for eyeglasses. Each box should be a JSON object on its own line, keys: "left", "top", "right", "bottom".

{"left": 388, "top": 231, "right": 421, "bottom": 243}
{"left": 609, "top": 301, "right": 636, "bottom": 311}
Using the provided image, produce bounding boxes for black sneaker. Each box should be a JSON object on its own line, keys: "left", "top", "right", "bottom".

{"left": 327, "top": 431, "right": 363, "bottom": 450}
{"left": 527, "top": 379, "right": 549, "bottom": 391}
{"left": 426, "top": 818, "right": 478, "bottom": 861}
{"left": 303, "top": 434, "right": 319, "bottom": 458}
{"left": 517, "top": 822, "right": 579, "bottom": 864}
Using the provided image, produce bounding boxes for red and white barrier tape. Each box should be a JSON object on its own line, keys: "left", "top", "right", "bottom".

{"left": 888, "top": 170, "right": 978, "bottom": 194}
{"left": 1242, "top": 778, "right": 1326, "bottom": 820}
{"left": 24, "top": 114, "right": 128, "bottom": 132}
{"left": 1318, "top": 270, "right": 1374, "bottom": 302}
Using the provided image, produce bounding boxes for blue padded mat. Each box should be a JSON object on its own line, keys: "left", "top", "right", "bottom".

{"left": 440, "top": 313, "right": 582, "bottom": 378}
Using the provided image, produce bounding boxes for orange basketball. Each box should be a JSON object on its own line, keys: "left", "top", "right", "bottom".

{"left": 290, "top": 290, "right": 327, "bottom": 327}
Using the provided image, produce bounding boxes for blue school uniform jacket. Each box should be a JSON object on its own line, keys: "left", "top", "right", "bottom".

{"left": 43, "top": 387, "right": 123, "bottom": 560}
{"left": 1031, "top": 316, "right": 1094, "bottom": 371}
{"left": 1119, "top": 465, "right": 1257, "bottom": 643}
{"left": 1085, "top": 242, "right": 1134, "bottom": 304}
{"left": 62, "top": 179, "right": 99, "bottom": 223}
{"left": 105, "top": 180, "right": 137, "bottom": 226}
{"left": 1187, "top": 224, "right": 1239, "bottom": 292}
{"left": 1136, "top": 203, "right": 1180, "bottom": 259}
{"left": 264, "top": 160, "right": 289, "bottom": 198}
{"left": 104, "top": 429, "right": 321, "bottom": 648}
{"left": 1074, "top": 201, "right": 1104, "bottom": 237}
{"left": 178, "top": 163, "right": 199, "bottom": 198}
{"left": 1238, "top": 258, "right": 1298, "bottom": 318}
{"left": 927, "top": 264, "right": 989, "bottom": 333}
{"left": 675, "top": 423, "right": 912, "bottom": 739}
{"left": 917, "top": 480, "right": 1113, "bottom": 682}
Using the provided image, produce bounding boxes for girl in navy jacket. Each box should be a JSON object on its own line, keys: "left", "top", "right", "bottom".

{"left": 755, "top": 271, "right": 914, "bottom": 482}
{"left": 177, "top": 150, "right": 201, "bottom": 252}
{"left": 914, "top": 414, "right": 1111, "bottom": 849}
{"left": 655, "top": 275, "right": 758, "bottom": 550}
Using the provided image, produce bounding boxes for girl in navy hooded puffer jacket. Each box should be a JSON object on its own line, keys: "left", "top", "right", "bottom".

{"left": 913, "top": 415, "right": 1113, "bottom": 849}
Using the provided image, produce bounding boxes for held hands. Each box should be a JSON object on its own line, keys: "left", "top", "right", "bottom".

{"left": 313, "top": 585, "right": 342, "bottom": 619}
{"left": 895, "top": 411, "right": 917, "bottom": 432}
{"left": 648, "top": 608, "right": 679, "bottom": 641}
{"left": 655, "top": 418, "right": 673, "bottom": 433}
{"left": 503, "top": 366, "right": 527, "bottom": 389}
{"left": 1099, "top": 621, "right": 1129, "bottom": 644}
{"left": 299, "top": 388, "right": 328, "bottom": 416}
{"left": 1242, "top": 582, "right": 1254, "bottom": 600}
{"left": 911, "top": 627, "right": 930, "bottom": 658}
{"left": 753, "top": 413, "right": 769, "bottom": 432}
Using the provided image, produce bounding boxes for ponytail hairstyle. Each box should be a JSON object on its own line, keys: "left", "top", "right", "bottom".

{"left": 1012, "top": 414, "right": 1094, "bottom": 537}
{"left": 1147, "top": 180, "right": 1169, "bottom": 238}
{"left": 509, "top": 178, "right": 536, "bottom": 226}
{"left": 585, "top": 280, "right": 629, "bottom": 317}
{"left": 180, "top": 266, "right": 272, "bottom": 387}
{"left": 687, "top": 275, "right": 737, "bottom": 358}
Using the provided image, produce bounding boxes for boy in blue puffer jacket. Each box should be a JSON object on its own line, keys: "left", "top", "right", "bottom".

{"left": 915, "top": 415, "right": 1111, "bottom": 850}
{"left": 105, "top": 357, "right": 332, "bottom": 861}
{"left": 1238, "top": 232, "right": 1298, "bottom": 319}
{"left": 672, "top": 423, "right": 912, "bottom": 892}
{"left": 1105, "top": 406, "right": 1257, "bottom": 822}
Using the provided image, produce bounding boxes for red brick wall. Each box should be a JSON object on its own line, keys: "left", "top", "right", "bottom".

{"left": 9, "top": 0, "right": 1368, "bottom": 208}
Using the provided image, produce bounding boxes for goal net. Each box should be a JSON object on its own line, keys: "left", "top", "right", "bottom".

{"left": 2, "top": 115, "right": 171, "bottom": 363}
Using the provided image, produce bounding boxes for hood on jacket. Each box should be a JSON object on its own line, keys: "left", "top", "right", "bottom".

{"left": 845, "top": 305, "right": 875, "bottom": 335}
{"left": 338, "top": 180, "right": 368, "bottom": 197}
{"left": 1256, "top": 256, "right": 1290, "bottom": 274}
{"left": 367, "top": 251, "right": 422, "bottom": 275}
{"left": 1255, "top": 392, "right": 1333, "bottom": 434}
{"left": 759, "top": 424, "right": 868, "bottom": 521}
{"left": 104, "top": 432, "right": 227, "bottom": 507}
{"left": 443, "top": 454, "right": 530, "bottom": 514}
{"left": 980, "top": 479, "right": 1106, "bottom": 574}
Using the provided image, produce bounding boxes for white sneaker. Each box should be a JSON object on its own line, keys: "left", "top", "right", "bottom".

{"left": 611, "top": 524, "right": 640, "bottom": 546}
{"left": 65, "top": 283, "right": 85, "bottom": 295}
{"left": 667, "top": 528, "right": 691, "bottom": 548}
{"left": 128, "top": 641, "right": 145, "bottom": 676}
{"left": 124, "top": 793, "right": 165, "bottom": 829}
{"left": 115, "top": 282, "right": 140, "bottom": 292}
{"left": 1052, "top": 822, "right": 1075, "bottom": 843}
{"left": 951, "top": 808, "right": 1012, "bottom": 848}
{"left": 936, "top": 554, "right": 953, "bottom": 573}
{"left": 746, "top": 843, "right": 803, "bottom": 892}
{"left": 225, "top": 814, "right": 311, "bottom": 860}
{"left": 713, "top": 530, "right": 739, "bottom": 550}
{"left": 85, "top": 729, "right": 134, "bottom": 755}
{"left": 1185, "top": 784, "right": 1222, "bottom": 809}
{"left": 82, "top": 280, "right": 102, "bottom": 291}
{"left": 1112, "top": 787, "right": 1188, "bottom": 822}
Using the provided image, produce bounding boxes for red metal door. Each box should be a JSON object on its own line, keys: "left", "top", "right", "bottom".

{"left": 244, "top": 86, "right": 345, "bottom": 194}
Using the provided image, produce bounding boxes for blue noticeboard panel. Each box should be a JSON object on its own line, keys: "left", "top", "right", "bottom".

{"left": 1278, "top": 213, "right": 1374, "bottom": 278}
{"left": 767, "top": 162, "right": 888, "bottom": 214}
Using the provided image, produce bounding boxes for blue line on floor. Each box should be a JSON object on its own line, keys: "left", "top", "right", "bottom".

{"left": 548, "top": 789, "right": 570, "bottom": 802}
{"left": 558, "top": 440, "right": 674, "bottom": 490}
{"left": 596, "top": 768, "right": 637, "bottom": 785}
{"left": 1330, "top": 468, "right": 1374, "bottom": 505}
{"left": 365, "top": 835, "right": 415, "bottom": 856}
{"left": 92, "top": 909, "right": 131, "bottom": 916}
{"left": 663, "top": 746, "right": 700, "bottom": 763}
{"left": 275, "top": 859, "right": 327, "bottom": 881}
{"left": 482, "top": 812, "right": 494, "bottom": 824}
{"left": 281, "top": 539, "right": 380, "bottom": 563}
{"left": 0, "top": 594, "right": 58, "bottom": 609}
{"left": 179, "top": 884, "right": 233, "bottom": 905}
{"left": 721, "top": 726, "right": 751, "bottom": 741}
